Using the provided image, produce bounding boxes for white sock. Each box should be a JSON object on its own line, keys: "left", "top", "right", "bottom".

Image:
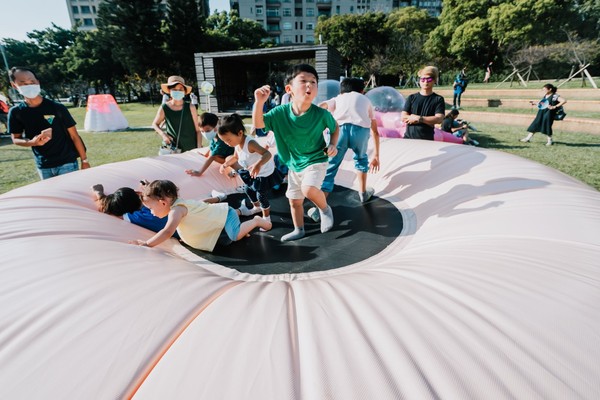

{"left": 319, "top": 205, "right": 334, "bottom": 233}
{"left": 281, "top": 227, "right": 305, "bottom": 242}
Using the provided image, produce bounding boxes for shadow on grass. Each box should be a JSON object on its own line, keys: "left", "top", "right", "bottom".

{"left": 84, "top": 127, "right": 153, "bottom": 134}
{"left": 473, "top": 133, "right": 600, "bottom": 150}
{"left": 470, "top": 134, "right": 525, "bottom": 150}
{"left": 556, "top": 142, "right": 600, "bottom": 148}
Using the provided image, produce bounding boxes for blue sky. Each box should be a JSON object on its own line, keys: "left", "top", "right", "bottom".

{"left": 0, "top": 0, "right": 230, "bottom": 42}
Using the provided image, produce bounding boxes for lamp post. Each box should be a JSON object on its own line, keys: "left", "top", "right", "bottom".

{"left": 0, "top": 42, "right": 9, "bottom": 74}
{"left": 0, "top": 42, "right": 12, "bottom": 98}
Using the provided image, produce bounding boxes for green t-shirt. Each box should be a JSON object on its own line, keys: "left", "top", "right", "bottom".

{"left": 264, "top": 103, "right": 337, "bottom": 172}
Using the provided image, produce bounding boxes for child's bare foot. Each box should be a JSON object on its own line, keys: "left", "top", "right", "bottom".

{"left": 185, "top": 169, "right": 202, "bottom": 177}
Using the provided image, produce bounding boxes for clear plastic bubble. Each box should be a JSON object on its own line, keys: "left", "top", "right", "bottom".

{"left": 365, "top": 86, "right": 406, "bottom": 112}
{"left": 313, "top": 80, "right": 340, "bottom": 104}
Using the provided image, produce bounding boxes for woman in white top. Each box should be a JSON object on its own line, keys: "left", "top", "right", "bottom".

{"left": 217, "top": 114, "right": 283, "bottom": 225}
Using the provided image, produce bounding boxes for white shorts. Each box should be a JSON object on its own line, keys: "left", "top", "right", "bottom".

{"left": 286, "top": 162, "right": 328, "bottom": 200}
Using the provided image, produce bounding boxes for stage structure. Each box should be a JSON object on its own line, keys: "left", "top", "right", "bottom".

{"left": 194, "top": 45, "right": 342, "bottom": 115}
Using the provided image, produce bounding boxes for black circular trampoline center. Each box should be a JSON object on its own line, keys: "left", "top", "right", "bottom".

{"left": 185, "top": 186, "right": 403, "bottom": 275}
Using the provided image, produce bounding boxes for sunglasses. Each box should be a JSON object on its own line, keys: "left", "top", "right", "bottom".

{"left": 420, "top": 77, "right": 435, "bottom": 83}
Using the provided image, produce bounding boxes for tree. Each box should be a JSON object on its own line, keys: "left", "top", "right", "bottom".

{"left": 573, "top": 0, "right": 600, "bottom": 39}
{"left": 425, "top": 0, "right": 497, "bottom": 71}
{"left": 61, "top": 29, "right": 127, "bottom": 97}
{"left": 487, "top": 0, "right": 569, "bottom": 47}
{"left": 97, "top": 0, "right": 166, "bottom": 76}
{"left": 2, "top": 25, "right": 81, "bottom": 96}
{"left": 316, "top": 12, "right": 389, "bottom": 76}
{"left": 28, "top": 25, "right": 81, "bottom": 91}
{"left": 426, "top": 0, "right": 582, "bottom": 76}
{"left": 205, "top": 10, "right": 270, "bottom": 51}
{"left": 384, "top": 7, "right": 438, "bottom": 78}
{"left": 164, "top": 0, "right": 206, "bottom": 80}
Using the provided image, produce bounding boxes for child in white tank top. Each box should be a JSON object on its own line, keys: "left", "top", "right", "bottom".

{"left": 217, "top": 114, "right": 282, "bottom": 228}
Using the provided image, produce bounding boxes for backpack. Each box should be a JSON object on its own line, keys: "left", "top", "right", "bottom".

{"left": 552, "top": 94, "right": 566, "bottom": 121}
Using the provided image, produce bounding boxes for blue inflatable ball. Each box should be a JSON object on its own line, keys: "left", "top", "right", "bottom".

{"left": 313, "top": 80, "right": 341, "bottom": 104}
{"left": 366, "top": 86, "right": 406, "bottom": 112}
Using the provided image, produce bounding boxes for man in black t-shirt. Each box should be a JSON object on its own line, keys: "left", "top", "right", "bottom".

{"left": 8, "top": 67, "right": 89, "bottom": 180}
{"left": 401, "top": 66, "right": 445, "bottom": 141}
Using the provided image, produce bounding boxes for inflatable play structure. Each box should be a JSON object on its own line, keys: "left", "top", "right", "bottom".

{"left": 316, "top": 83, "right": 463, "bottom": 143}
{"left": 1, "top": 140, "right": 599, "bottom": 399}
{"left": 83, "top": 94, "right": 129, "bottom": 132}
{"left": 366, "top": 86, "right": 463, "bottom": 143}
{"left": 313, "top": 79, "right": 341, "bottom": 105}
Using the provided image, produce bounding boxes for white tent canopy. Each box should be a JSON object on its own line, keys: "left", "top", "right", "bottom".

{"left": 0, "top": 140, "right": 599, "bottom": 399}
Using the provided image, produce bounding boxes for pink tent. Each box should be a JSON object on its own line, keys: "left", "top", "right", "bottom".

{"left": 84, "top": 94, "right": 128, "bottom": 132}
{"left": 1, "top": 141, "right": 599, "bottom": 399}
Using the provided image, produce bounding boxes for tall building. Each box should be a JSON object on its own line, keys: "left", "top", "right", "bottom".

{"left": 66, "top": 0, "right": 210, "bottom": 31}
{"left": 66, "top": 0, "right": 104, "bottom": 31}
{"left": 230, "top": 0, "right": 441, "bottom": 45}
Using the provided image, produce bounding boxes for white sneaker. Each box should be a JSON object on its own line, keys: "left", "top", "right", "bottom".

{"left": 210, "top": 190, "right": 227, "bottom": 202}
{"left": 238, "top": 202, "right": 261, "bottom": 216}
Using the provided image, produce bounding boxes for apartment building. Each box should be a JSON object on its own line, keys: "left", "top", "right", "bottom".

{"left": 66, "top": 0, "right": 209, "bottom": 31}
{"left": 230, "top": 0, "right": 442, "bottom": 45}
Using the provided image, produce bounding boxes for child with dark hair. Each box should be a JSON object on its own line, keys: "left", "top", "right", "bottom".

{"left": 441, "top": 109, "right": 478, "bottom": 145}
{"left": 217, "top": 114, "right": 282, "bottom": 229}
{"left": 185, "top": 112, "right": 235, "bottom": 177}
{"left": 318, "top": 77, "right": 380, "bottom": 204}
{"left": 131, "top": 180, "right": 271, "bottom": 252}
{"left": 92, "top": 184, "right": 179, "bottom": 238}
{"left": 253, "top": 63, "right": 339, "bottom": 242}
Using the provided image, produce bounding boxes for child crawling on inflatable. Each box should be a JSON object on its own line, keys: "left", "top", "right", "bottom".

{"left": 131, "top": 179, "right": 271, "bottom": 252}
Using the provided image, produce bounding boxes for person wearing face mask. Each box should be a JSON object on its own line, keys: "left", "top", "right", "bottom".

{"left": 185, "top": 112, "right": 235, "bottom": 177}
{"left": 7, "top": 66, "right": 89, "bottom": 180}
{"left": 401, "top": 66, "right": 445, "bottom": 141}
{"left": 152, "top": 75, "right": 201, "bottom": 153}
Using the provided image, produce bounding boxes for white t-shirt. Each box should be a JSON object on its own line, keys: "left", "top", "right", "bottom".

{"left": 324, "top": 91, "right": 374, "bottom": 129}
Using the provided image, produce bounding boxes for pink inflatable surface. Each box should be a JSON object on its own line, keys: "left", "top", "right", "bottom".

{"left": 1, "top": 141, "right": 599, "bottom": 399}
{"left": 375, "top": 110, "right": 463, "bottom": 143}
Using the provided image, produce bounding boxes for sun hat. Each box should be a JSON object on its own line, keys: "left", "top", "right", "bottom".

{"left": 161, "top": 75, "right": 193, "bottom": 95}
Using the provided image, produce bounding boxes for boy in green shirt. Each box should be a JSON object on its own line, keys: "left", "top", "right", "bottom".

{"left": 253, "top": 64, "right": 339, "bottom": 242}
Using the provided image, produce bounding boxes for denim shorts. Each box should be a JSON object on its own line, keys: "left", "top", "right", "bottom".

{"left": 37, "top": 160, "right": 79, "bottom": 180}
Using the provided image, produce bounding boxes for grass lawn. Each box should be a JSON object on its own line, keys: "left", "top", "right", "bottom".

{"left": 1, "top": 102, "right": 599, "bottom": 194}
{"left": 462, "top": 106, "right": 600, "bottom": 120}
